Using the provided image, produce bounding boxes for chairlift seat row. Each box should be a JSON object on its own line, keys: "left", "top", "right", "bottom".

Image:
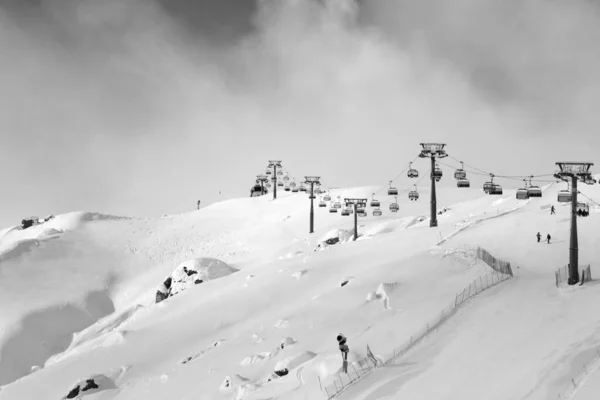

{"left": 319, "top": 201, "right": 326, "bottom": 207}
{"left": 454, "top": 169, "right": 466, "bottom": 180}
{"left": 489, "top": 184, "right": 503, "bottom": 195}
{"left": 373, "top": 209, "right": 382, "bottom": 216}
{"left": 516, "top": 189, "right": 529, "bottom": 200}
{"left": 329, "top": 207, "right": 338, "bottom": 213}
{"left": 370, "top": 200, "right": 381, "bottom": 207}
{"left": 389, "top": 203, "right": 399, "bottom": 211}
{"left": 527, "top": 186, "right": 542, "bottom": 197}
{"left": 557, "top": 190, "right": 572, "bottom": 202}
{"left": 388, "top": 188, "right": 399, "bottom": 196}
{"left": 408, "top": 191, "right": 419, "bottom": 201}
{"left": 408, "top": 169, "right": 418, "bottom": 178}
{"left": 457, "top": 179, "right": 470, "bottom": 188}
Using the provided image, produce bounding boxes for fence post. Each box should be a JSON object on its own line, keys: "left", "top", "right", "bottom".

{"left": 480, "top": 276, "right": 483, "bottom": 291}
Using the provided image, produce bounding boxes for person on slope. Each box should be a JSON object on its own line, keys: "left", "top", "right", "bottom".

{"left": 537, "top": 232, "right": 541, "bottom": 243}
{"left": 337, "top": 334, "right": 349, "bottom": 373}
{"left": 551, "top": 205, "right": 555, "bottom": 215}
{"left": 547, "top": 233, "right": 551, "bottom": 244}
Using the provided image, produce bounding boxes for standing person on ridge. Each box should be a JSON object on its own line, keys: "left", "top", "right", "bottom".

{"left": 547, "top": 233, "right": 551, "bottom": 244}
{"left": 537, "top": 232, "right": 541, "bottom": 243}
{"left": 551, "top": 205, "right": 555, "bottom": 215}
{"left": 337, "top": 334, "right": 349, "bottom": 373}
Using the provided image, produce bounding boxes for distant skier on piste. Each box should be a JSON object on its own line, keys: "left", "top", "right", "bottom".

{"left": 551, "top": 205, "right": 555, "bottom": 215}
{"left": 547, "top": 233, "right": 551, "bottom": 244}
{"left": 537, "top": 232, "right": 541, "bottom": 243}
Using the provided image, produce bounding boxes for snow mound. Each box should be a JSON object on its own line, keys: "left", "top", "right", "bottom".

{"left": 156, "top": 258, "right": 239, "bottom": 302}
{"left": 274, "top": 351, "right": 317, "bottom": 373}
{"left": 366, "top": 281, "right": 400, "bottom": 309}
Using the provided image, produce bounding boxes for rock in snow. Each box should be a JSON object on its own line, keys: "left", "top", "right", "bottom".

{"left": 155, "top": 258, "right": 238, "bottom": 303}
{"left": 63, "top": 374, "right": 116, "bottom": 399}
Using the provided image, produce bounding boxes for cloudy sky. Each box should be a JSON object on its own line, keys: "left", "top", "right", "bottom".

{"left": 1, "top": 0, "right": 599, "bottom": 227}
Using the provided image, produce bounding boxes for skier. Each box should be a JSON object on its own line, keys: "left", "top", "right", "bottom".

{"left": 547, "top": 233, "right": 551, "bottom": 244}
{"left": 536, "top": 232, "right": 541, "bottom": 243}
{"left": 337, "top": 334, "right": 349, "bottom": 373}
{"left": 550, "top": 205, "right": 555, "bottom": 215}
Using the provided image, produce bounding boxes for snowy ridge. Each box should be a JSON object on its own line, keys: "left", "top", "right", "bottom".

{"left": 2, "top": 182, "right": 600, "bottom": 399}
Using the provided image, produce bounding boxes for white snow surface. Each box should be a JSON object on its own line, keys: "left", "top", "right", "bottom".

{"left": 1, "top": 184, "right": 600, "bottom": 400}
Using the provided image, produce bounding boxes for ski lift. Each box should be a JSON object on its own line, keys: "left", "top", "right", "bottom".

{"left": 319, "top": 200, "right": 326, "bottom": 207}
{"left": 299, "top": 184, "right": 307, "bottom": 192}
{"left": 277, "top": 170, "right": 283, "bottom": 176}
{"left": 407, "top": 162, "right": 418, "bottom": 178}
{"left": 483, "top": 174, "right": 495, "bottom": 193}
{"left": 389, "top": 196, "right": 399, "bottom": 212}
{"left": 432, "top": 164, "right": 443, "bottom": 182}
{"left": 333, "top": 201, "right": 342, "bottom": 209}
{"left": 309, "top": 193, "right": 316, "bottom": 199}
{"left": 347, "top": 206, "right": 354, "bottom": 214}
{"left": 290, "top": 181, "right": 296, "bottom": 188}
{"left": 373, "top": 208, "right": 382, "bottom": 217}
{"left": 490, "top": 184, "right": 503, "bottom": 195}
{"left": 292, "top": 187, "right": 298, "bottom": 193}
{"left": 283, "top": 173, "right": 290, "bottom": 182}
{"left": 324, "top": 194, "right": 331, "bottom": 201}
{"left": 329, "top": 206, "right": 338, "bottom": 213}
{"left": 341, "top": 209, "right": 350, "bottom": 216}
{"left": 454, "top": 162, "right": 467, "bottom": 180}
{"left": 314, "top": 187, "right": 323, "bottom": 195}
{"left": 527, "top": 186, "right": 542, "bottom": 197}
{"left": 577, "top": 202, "right": 589, "bottom": 216}
{"left": 557, "top": 190, "right": 571, "bottom": 202}
{"left": 516, "top": 188, "right": 529, "bottom": 200}
{"left": 266, "top": 169, "right": 272, "bottom": 175}
{"left": 408, "top": 186, "right": 419, "bottom": 201}
{"left": 266, "top": 182, "right": 272, "bottom": 188}
{"left": 277, "top": 181, "right": 284, "bottom": 187}
{"left": 370, "top": 193, "right": 381, "bottom": 207}
{"left": 457, "top": 179, "right": 470, "bottom": 188}
{"left": 358, "top": 210, "right": 367, "bottom": 217}
{"left": 284, "top": 185, "right": 291, "bottom": 192}
{"left": 387, "top": 181, "right": 398, "bottom": 196}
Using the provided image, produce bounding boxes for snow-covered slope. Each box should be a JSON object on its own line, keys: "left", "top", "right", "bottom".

{"left": 1, "top": 182, "right": 600, "bottom": 400}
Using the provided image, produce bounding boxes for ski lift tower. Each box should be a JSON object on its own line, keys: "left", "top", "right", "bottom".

{"left": 344, "top": 198, "right": 368, "bottom": 241}
{"left": 554, "top": 162, "right": 595, "bottom": 285}
{"left": 419, "top": 143, "right": 448, "bottom": 227}
{"left": 267, "top": 160, "right": 283, "bottom": 200}
{"left": 305, "top": 176, "right": 321, "bottom": 234}
{"left": 256, "top": 174, "right": 269, "bottom": 196}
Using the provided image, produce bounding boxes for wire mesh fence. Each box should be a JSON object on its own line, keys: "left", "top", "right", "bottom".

{"left": 555, "top": 265, "right": 592, "bottom": 287}
{"left": 557, "top": 350, "right": 600, "bottom": 400}
{"left": 320, "top": 247, "right": 513, "bottom": 399}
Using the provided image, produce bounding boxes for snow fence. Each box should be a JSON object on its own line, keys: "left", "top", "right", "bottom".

{"left": 321, "top": 246, "right": 514, "bottom": 399}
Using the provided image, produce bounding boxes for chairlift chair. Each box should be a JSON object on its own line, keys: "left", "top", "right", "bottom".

{"left": 266, "top": 182, "right": 272, "bottom": 188}
{"left": 358, "top": 210, "right": 367, "bottom": 217}
{"left": 370, "top": 193, "right": 381, "bottom": 207}
{"left": 576, "top": 203, "right": 589, "bottom": 216}
{"left": 557, "top": 190, "right": 572, "bottom": 203}
{"left": 490, "top": 184, "right": 503, "bottom": 195}
{"left": 324, "top": 194, "right": 331, "bottom": 201}
{"left": 283, "top": 174, "right": 290, "bottom": 182}
{"left": 454, "top": 162, "right": 467, "bottom": 180}
{"left": 319, "top": 200, "right": 326, "bottom": 207}
{"left": 341, "top": 209, "right": 350, "bottom": 216}
{"left": 408, "top": 188, "right": 419, "bottom": 201}
{"left": 432, "top": 165, "right": 443, "bottom": 182}
{"left": 277, "top": 181, "right": 284, "bottom": 187}
{"left": 373, "top": 208, "right": 382, "bottom": 216}
{"left": 290, "top": 181, "right": 296, "bottom": 188}
{"left": 266, "top": 169, "right": 272, "bottom": 175}
{"left": 457, "top": 179, "right": 470, "bottom": 188}
{"left": 292, "top": 187, "right": 298, "bottom": 193}
{"left": 329, "top": 207, "right": 338, "bottom": 213}
{"left": 390, "top": 203, "right": 399, "bottom": 212}
{"left": 407, "top": 162, "right": 418, "bottom": 178}
{"left": 333, "top": 201, "right": 342, "bottom": 209}
{"left": 387, "top": 181, "right": 398, "bottom": 196}
{"left": 299, "top": 185, "right": 307, "bottom": 192}
{"left": 483, "top": 181, "right": 493, "bottom": 193}
{"left": 277, "top": 170, "right": 283, "bottom": 176}
{"left": 527, "top": 185, "right": 542, "bottom": 198}
{"left": 516, "top": 188, "right": 529, "bottom": 200}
